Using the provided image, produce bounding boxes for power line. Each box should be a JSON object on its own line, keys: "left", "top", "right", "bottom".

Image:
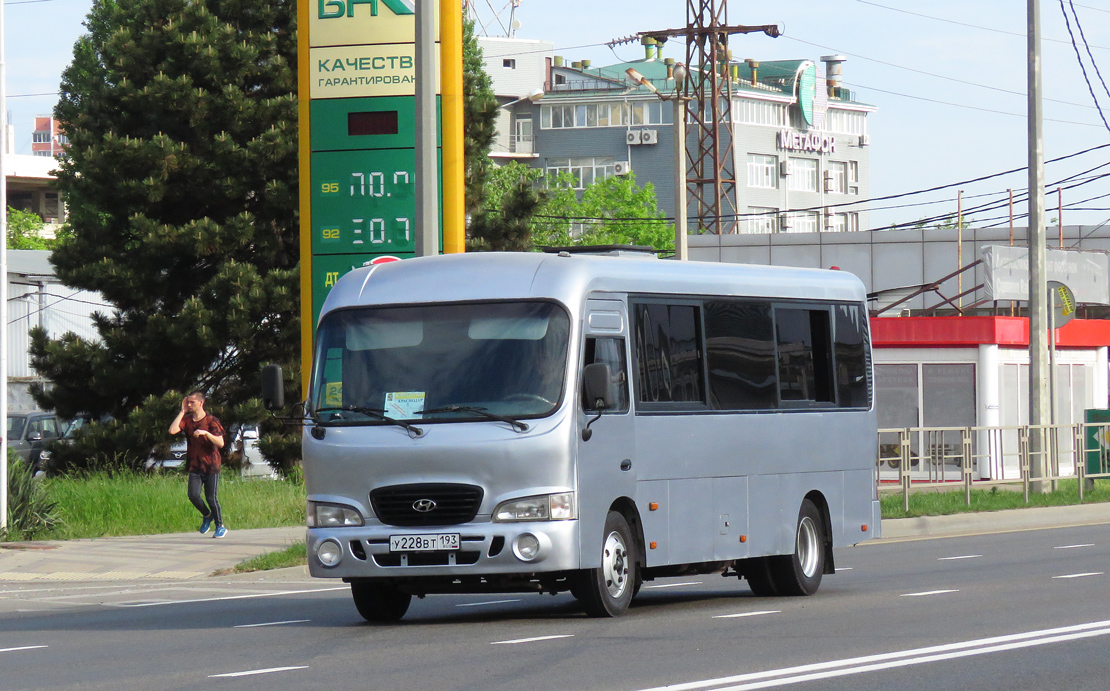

{"left": 856, "top": 0, "right": 1110, "bottom": 50}
{"left": 783, "top": 35, "right": 1098, "bottom": 110}
{"left": 1059, "top": 0, "right": 1110, "bottom": 133}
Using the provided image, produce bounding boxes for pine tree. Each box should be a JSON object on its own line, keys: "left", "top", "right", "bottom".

{"left": 463, "top": 17, "right": 499, "bottom": 217}
{"left": 29, "top": 0, "right": 300, "bottom": 469}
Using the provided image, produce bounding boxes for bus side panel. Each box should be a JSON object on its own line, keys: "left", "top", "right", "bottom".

{"left": 636, "top": 479, "right": 670, "bottom": 566}
{"left": 842, "top": 468, "right": 879, "bottom": 544}
{"left": 747, "top": 474, "right": 789, "bottom": 556}
{"left": 712, "top": 475, "right": 749, "bottom": 561}
{"left": 667, "top": 478, "right": 715, "bottom": 565}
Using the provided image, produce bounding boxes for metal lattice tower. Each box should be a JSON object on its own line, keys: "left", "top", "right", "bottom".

{"left": 464, "top": 0, "right": 522, "bottom": 38}
{"left": 685, "top": 0, "right": 735, "bottom": 235}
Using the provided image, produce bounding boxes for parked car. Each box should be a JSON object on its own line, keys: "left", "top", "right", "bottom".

{"left": 234, "top": 424, "right": 276, "bottom": 479}
{"left": 6, "top": 411, "right": 60, "bottom": 473}
{"left": 146, "top": 440, "right": 187, "bottom": 470}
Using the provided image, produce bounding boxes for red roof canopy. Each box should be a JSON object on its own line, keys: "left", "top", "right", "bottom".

{"left": 871, "top": 316, "right": 1110, "bottom": 348}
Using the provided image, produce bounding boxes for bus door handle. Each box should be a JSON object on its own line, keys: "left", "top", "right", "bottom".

{"left": 620, "top": 459, "right": 632, "bottom": 471}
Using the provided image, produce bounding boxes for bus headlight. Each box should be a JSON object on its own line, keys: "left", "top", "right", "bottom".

{"left": 493, "top": 492, "right": 576, "bottom": 522}
{"left": 307, "top": 502, "right": 364, "bottom": 527}
{"left": 316, "top": 539, "right": 342, "bottom": 567}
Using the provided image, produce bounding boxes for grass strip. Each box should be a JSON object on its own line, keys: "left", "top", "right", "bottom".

{"left": 40, "top": 470, "right": 305, "bottom": 540}
{"left": 881, "top": 478, "right": 1110, "bottom": 519}
{"left": 224, "top": 542, "right": 308, "bottom": 574}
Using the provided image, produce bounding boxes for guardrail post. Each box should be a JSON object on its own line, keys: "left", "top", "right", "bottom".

{"left": 1019, "top": 426, "right": 1030, "bottom": 504}
{"left": 962, "top": 427, "right": 973, "bottom": 506}
{"left": 900, "top": 428, "right": 911, "bottom": 513}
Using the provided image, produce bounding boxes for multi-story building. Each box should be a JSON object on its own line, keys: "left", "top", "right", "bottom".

{"left": 491, "top": 39, "right": 876, "bottom": 233}
{"left": 31, "top": 116, "right": 67, "bottom": 158}
{"left": 478, "top": 37, "right": 553, "bottom": 161}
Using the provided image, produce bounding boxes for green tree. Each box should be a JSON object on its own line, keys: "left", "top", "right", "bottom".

{"left": 463, "top": 17, "right": 499, "bottom": 217}
{"left": 532, "top": 172, "right": 673, "bottom": 252}
{"left": 467, "top": 162, "right": 545, "bottom": 251}
{"left": 28, "top": 0, "right": 300, "bottom": 471}
{"left": 7, "top": 207, "right": 50, "bottom": 250}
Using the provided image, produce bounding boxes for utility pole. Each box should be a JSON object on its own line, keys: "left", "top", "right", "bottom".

{"left": 414, "top": 0, "right": 439, "bottom": 258}
{"left": 1, "top": 0, "right": 8, "bottom": 531}
{"left": 1028, "top": 0, "right": 1050, "bottom": 493}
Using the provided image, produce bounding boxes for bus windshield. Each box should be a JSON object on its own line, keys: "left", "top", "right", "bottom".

{"left": 311, "top": 301, "right": 571, "bottom": 424}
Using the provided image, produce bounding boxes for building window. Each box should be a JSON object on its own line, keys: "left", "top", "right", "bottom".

{"left": 783, "top": 211, "right": 819, "bottom": 234}
{"left": 555, "top": 74, "right": 566, "bottom": 85}
{"left": 826, "top": 161, "right": 847, "bottom": 194}
{"left": 503, "top": 59, "right": 517, "bottom": 69}
{"left": 32, "top": 132, "right": 51, "bottom": 143}
{"left": 545, "top": 157, "right": 616, "bottom": 190}
{"left": 847, "top": 212, "right": 860, "bottom": 232}
{"left": 743, "top": 206, "right": 778, "bottom": 234}
{"left": 33, "top": 150, "right": 52, "bottom": 157}
{"left": 787, "top": 158, "right": 818, "bottom": 192}
{"left": 826, "top": 213, "right": 847, "bottom": 233}
{"left": 827, "top": 109, "right": 866, "bottom": 136}
{"left": 848, "top": 161, "right": 859, "bottom": 195}
{"left": 540, "top": 101, "right": 655, "bottom": 129}
{"left": 747, "top": 154, "right": 777, "bottom": 189}
{"left": 734, "top": 99, "right": 788, "bottom": 127}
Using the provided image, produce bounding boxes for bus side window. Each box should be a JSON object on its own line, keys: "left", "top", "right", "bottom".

{"left": 833, "top": 303, "right": 871, "bottom": 408}
{"left": 583, "top": 337, "right": 629, "bottom": 413}
{"left": 775, "top": 307, "right": 834, "bottom": 404}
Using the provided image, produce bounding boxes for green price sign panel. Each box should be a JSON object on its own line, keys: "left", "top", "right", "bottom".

{"left": 310, "top": 148, "right": 442, "bottom": 256}
{"left": 310, "top": 252, "right": 414, "bottom": 323}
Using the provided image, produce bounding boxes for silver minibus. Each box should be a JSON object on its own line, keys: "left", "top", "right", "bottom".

{"left": 263, "top": 248, "right": 880, "bottom": 621}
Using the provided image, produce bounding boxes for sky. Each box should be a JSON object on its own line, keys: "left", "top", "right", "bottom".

{"left": 5, "top": 0, "right": 1110, "bottom": 231}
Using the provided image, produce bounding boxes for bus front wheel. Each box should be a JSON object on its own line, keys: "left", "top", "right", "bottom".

{"left": 576, "top": 511, "right": 638, "bottom": 617}
{"left": 351, "top": 580, "right": 411, "bottom": 623}
{"left": 770, "top": 499, "right": 826, "bottom": 596}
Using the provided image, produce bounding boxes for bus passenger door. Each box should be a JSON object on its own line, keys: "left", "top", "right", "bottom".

{"left": 576, "top": 300, "right": 636, "bottom": 569}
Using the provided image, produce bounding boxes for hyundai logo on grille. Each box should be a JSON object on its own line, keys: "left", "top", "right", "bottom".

{"left": 412, "top": 499, "right": 437, "bottom": 513}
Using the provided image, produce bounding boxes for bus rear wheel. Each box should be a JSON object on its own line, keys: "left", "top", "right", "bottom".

{"left": 576, "top": 511, "right": 637, "bottom": 617}
{"left": 769, "top": 499, "right": 826, "bottom": 596}
{"left": 351, "top": 580, "right": 411, "bottom": 623}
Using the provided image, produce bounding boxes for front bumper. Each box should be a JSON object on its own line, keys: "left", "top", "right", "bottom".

{"left": 306, "top": 519, "right": 581, "bottom": 579}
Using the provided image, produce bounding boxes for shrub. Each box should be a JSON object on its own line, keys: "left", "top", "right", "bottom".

{"left": 1, "top": 452, "right": 63, "bottom": 541}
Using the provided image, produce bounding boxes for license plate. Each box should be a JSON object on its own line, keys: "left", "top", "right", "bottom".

{"left": 389, "top": 533, "right": 460, "bottom": 552}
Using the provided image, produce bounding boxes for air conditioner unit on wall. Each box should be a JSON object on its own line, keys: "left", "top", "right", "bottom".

{"left": 858, "top": 134, "right": 870, "bottom": 147}
{"left": 779, "top": 160, "right": 790, "bottom": 176}
{"left": 823, "top": 170, "right": 834, "bottom": 192}
{"left": 641, "top": 129, "right": 658, "bottom": 145}
{"left": 626, "top": 130, "right": 643, "bottom": 145}
{"left": 614, "top": 161, "right": 632, "bottom": 176}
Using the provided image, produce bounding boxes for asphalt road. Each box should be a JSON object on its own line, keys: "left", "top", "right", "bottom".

{"left": 2, "top": 524, "right": 1109, "bottom": 691}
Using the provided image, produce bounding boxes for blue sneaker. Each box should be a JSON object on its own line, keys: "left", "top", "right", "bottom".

{"left": 213, "top": 525, "right": 228, "bottom": 539}
{"left": 199, "top": 517, "right": 213, "bottom": 534}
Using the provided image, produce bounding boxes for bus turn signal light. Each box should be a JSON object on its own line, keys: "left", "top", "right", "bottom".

{"left": 861, "top": 524, "right": 868, "bottom": 531}
{"left": 649, "top": 502, "right": 659, "bottom": 511}
{"left": 739, "top": 535, "right": 747, "bottom": 543}
{"left": 649, "top": 541, "right": 657, "bottom": 549}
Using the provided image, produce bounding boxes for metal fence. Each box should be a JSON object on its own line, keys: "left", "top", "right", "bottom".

{"left": 877, "top": 423, "right": 1110, "bottom": 511}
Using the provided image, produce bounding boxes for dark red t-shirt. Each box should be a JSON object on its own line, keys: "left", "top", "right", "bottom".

{"left": 180, "top": 414, "right": 225, "bottom": 474}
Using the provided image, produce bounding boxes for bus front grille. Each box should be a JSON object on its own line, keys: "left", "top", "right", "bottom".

{"left": 370, "top": 483, "right": 484, "bottom": 526}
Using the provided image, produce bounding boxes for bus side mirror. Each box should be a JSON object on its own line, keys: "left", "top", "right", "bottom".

{"left": 583, "top": 362, "right": 614, "bottom": 411}
{"left": 261, "top": 364, "right": 285, "bottom": 410}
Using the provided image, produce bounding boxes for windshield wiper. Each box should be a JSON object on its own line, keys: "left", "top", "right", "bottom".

{"left": 314, "top": 406, "right": 425, "bottom": 438}
{"left": 417, "top": 405, "right": 529, "bottom": 433}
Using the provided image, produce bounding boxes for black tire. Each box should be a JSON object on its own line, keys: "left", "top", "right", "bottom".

{"left": 351, "top": 581, "right": 411, "bottom": 623}
{"left": 743, "top": 557, "right": 779, "bottom": 597}
{"left": 577, "top": 511, "right": 638, "bottom": 617}
{"left": 769, "top": 499, "right": 826, "bottom": 596}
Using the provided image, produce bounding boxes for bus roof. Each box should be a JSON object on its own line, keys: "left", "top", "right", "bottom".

{"left": 321, "top": 252, "right": 867, "bottom": 318}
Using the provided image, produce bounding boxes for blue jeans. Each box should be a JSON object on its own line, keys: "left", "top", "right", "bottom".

{"left": 187, "top": 472, "right": 222, "bottom": 527}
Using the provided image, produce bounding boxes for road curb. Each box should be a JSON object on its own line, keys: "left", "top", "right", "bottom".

{"left": 880, "top": 502, "right": 1110, "bottom": 540}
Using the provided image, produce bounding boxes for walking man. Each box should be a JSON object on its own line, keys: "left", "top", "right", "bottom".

{"left": 170, "top": 391, "right": 228, "bottom": 538}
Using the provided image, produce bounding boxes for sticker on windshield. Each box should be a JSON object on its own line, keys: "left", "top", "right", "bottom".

{"left": 324, "top": 382, "right": 343, "bottom": 407}
{"left": 384, "top": 392, "right": 426, "bottom": 418}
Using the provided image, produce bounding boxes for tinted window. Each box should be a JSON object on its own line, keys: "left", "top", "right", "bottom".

{"left": 704, "top": 300, "right": 776, "bottom": 410}
{"left": 634, "top": 303, "right": 704, "bottom": 405}
{"left": 834, "top": 303, "right": 870, "bottom": 408}
{"left": 775, "top": 307, "right": 833, "bottom": 403}
{"left": 583, "top": 338, "right": 629, "bottom": 413}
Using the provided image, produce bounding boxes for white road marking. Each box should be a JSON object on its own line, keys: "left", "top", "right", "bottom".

{"left": 234, "top": 619, "right": 310, "bottom": 628}
{"left": 1055, "top": 543, "right": 1095, "bottom": 550}
{"left": 938, "top": 555, "right": 982, "bottom": 561}
{"left": 714, "top": 610, "right": 780, "bottom": 619}
{"left": 834, "top": 567, "right": 853, "bottom": 572}
{"left": 1053, "top": 572, "right": 1103, "bottom": 579}
{"left": 491, "top": 634, "right": 574, "bottom": 645}
{"left": 456, "top": 599, "right": 522, "bottom": 607}
{"left": 110, "top": 586, "right": 347, "bottom": 607}
{"left": 900, "top": 589, "right": 959, "bottom": 597}
{"left": 644, "top": 581, "right": 703, "bottom": 589}
{"left": 637, "top": 618, "right": 1110, "bottom": 691}
{"left": 209, "top": 666, "right": 308, "bottom": 678}
{"left": 0, "top": 646, "right": 48, "bottom": 653}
